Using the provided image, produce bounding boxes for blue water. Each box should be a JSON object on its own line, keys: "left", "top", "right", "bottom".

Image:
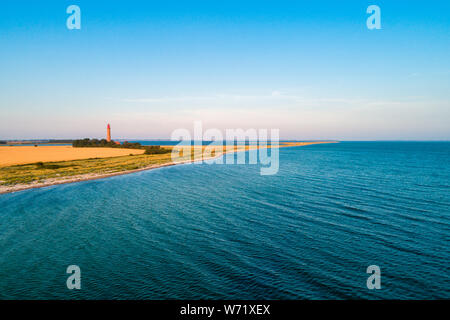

{"left": 128, "top": 140, "right": 276, "bottom": 146}
{"left": 0, "top": 142, "right": 449, "bottom": 299}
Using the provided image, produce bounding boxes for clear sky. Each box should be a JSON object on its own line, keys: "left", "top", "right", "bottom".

{"left": 0, "top": 0, "right": 449, "bottom": 140}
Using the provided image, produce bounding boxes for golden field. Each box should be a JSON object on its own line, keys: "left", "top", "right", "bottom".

{"left": 0, "top": 145, "right": 239, "bottom": 188}
{"left": 0, "top": 146, "right": 145, "bottom": 167}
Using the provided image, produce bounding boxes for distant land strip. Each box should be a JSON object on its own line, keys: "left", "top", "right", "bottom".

{"left": 0, "top": 141, "right": 337, "bottom": 194}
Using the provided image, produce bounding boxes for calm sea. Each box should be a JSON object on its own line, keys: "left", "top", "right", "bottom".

{"left": 0, "top": 142, "right": 449, "bottom": 299}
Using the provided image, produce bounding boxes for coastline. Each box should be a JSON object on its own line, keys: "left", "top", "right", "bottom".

{"left": 0, "top": 141, "right": 337, "bottom": 195}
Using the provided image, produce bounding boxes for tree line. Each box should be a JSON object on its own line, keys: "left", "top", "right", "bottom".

{"left": 72, "top": 139, "right": 170, "bottom": 155}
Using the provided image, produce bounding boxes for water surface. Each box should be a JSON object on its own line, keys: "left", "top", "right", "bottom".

{"left": 0, "top": 142, "right": 449, "bottom": 299}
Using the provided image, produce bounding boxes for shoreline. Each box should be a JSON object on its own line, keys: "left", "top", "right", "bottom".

{"left": 0, "top": 141, "right": 337, "bottom": 195}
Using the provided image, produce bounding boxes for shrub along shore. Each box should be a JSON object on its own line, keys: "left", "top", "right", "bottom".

{"left": 72, "top": 139, "right": 171, "bottom": 155}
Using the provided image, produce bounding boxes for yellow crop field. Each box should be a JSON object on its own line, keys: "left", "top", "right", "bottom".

{"left": 0, "top": 146, "right": 145, "bottom": 167}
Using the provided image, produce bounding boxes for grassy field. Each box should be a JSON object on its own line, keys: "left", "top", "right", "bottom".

{"left": 0, "top": 153, "right": 178, "bottom": 185}
{"left": 0, "top": 145, "right": 244, "bottom": 186}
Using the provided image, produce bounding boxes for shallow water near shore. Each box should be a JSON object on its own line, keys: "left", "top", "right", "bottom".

{"left": 0, "top": 142, "right": 449, "bottom": 299}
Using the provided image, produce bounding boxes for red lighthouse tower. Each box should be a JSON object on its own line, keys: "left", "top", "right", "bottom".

{"left": 107, "top": 123, "right": 111, "bottom": 142}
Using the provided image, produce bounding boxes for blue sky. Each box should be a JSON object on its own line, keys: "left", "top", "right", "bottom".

{"left": 0, "top": 0, "right": 449, "bottom": 140}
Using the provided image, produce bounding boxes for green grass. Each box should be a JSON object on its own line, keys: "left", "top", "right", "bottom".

{"left": 0, "top": 144, "right": 271, "bottom": 186}
{"left": 0, "top": 153, "right": 186, "bottom": 186}
{"left": 0, "top": 145, "right": 227, "bottom": 186}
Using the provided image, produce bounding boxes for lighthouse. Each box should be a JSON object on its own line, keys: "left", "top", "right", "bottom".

{"left": 107, "top": 123, "right": 111, "bottom": 142}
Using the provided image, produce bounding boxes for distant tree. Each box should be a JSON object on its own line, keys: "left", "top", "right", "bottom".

{"left": 72, "top": 139, "right": 170, "bottom": 155}
{"left": 72, "top": 138, "right": 144, "bottom": 149}
{"left": 0, "top": 141, "right": 6, "bottom": 145}
{"left": 121, "top": 141, "right": 142, "bottom": 149}
{"left": 143, "top": 146, "right": 171, "bottom": 155}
